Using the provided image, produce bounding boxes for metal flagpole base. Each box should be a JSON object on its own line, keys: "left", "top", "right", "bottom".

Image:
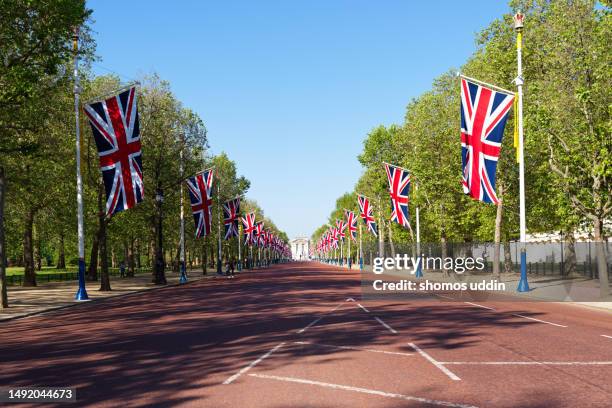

{"left": 75, "top": 259, "right": 89, "bottom": 301}
{"left": 179, "top": 262, "right": 188, "bottom": 284}
{"left": 217, "top": 260, "right": 222, "bottom": 275}
{"left": 238, "top": 261, "right": 242, "bottom": 271}
{"left": 359, "top": 257, "right": 363, "bottom": 270}
{"left": 415, "top": 260, "right": 423, "bottom": 278}
{"left": 348, "top": 258, "right": 351, "bottom": 269}
{"left": 517, "top": 249, "right": 530, "bottom": 292}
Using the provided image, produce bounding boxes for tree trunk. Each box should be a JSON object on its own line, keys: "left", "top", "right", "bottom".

{"left": 56, "top": 231, "right": 66, "bottom": 269}
{"left": 153, "top": 188, "right": 166, "bottom": 285}
{"left": 87, "top": 229, "right": 99, "bottom": 281}
{"left": 202, "top": 243, "right": 207, "bottom": 274}
{"left": 388, "top": 222, "right": 396, "bottom": 259}
{"left": 564, "top": 231, "right": 577, "bottom": 278}
{"left": 98, "top": 182, "right": 111, "bottom": 291}
{"left": 111, "top": 246, "right": 117, "bottom": 269}
{"left": 135, "top": 239, "right": 141, "bottom": 269}
{"left": 441, "top": 232, "right": 448, "bottom": 277}
{"left": 22, "top": 209, "right": 36, "bottom": 286}
{"left": 503, "top": 239, "right": 513, "bottom": 274}
{"left": 492, "top": 185, "right": 504, "bottom": 278}
{"left": 99, "top": 218, "right": 111, "bottom": 291}
{"left": 0, "top": 166, "right": 8, "bottom": 308}
{"left": 593, "top": 218, "right": 609, "bottom": 297}
{"left": 378, "top": 218, "right": 385, "bottom": 258}
{"left": 34, "top": 225, "right": 42, "bottom": 271}
{"left": 127, "top": 237, "right": 135, "bottom": 277}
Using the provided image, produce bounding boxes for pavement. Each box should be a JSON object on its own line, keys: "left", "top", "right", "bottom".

{"left": 1, "top": 261, "right": 611, "bottom": 407}
{"left": 0, "top": 269, "right": 214, "bottom": 321}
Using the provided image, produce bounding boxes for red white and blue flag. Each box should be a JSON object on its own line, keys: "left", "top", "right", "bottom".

{"left": 384, "top": 163, "right": 411, "bottom": 228}
{"left": 460, "top": 77, "right": 514, "bottom": 204}
{"left": 186, "top": 168, "right": 215, "bottom": 238}
{"left": 222, "top": 197, "right": 240, "bottom": 240}
{"left": 330, "top": 227, "right": 339, "bottom": 249}
{"left": 357, "top": 195, "right": 377, "bottom": 237}
{"left": 345, "top": 210, "right": 357, "bottom": 242}
{"left": 255, "top": 222, "right": 264, "bottom": 247}
{"left": 84, "top": 86, "right": 143, "bottom": 216}
{"left": 336, "top": 220, "right": 346, "bottom": 242}
{"left": 242, "top": 212, "right": 256, "bottom": 245}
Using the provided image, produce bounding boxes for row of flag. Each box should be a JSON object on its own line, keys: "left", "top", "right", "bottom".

{"left": 84, "top": 85, "right": 289, "bottom": 257}
{"left": 316, "top": 75, "right": 516, "bottom": 253}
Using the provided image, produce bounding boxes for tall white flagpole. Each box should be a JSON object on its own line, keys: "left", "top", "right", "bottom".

{"left": 415, "top": 181, "right": 422, "bottom": 277}
{"left": 217, "top": 182, "right": 222, "bottom": 274}
{"left": 237, "top": 222, "right": 242, "bottom": 271}
{"left": 347, "top": 229, "right": 351, "bottom": 269}
{"left": 340, "top": 236, "right": 343, "bottom": 267}
{"left": 73, "top": 27, "right": 88, "bottom": 301}
{"left": 179, "top": 147, "right": 187, "bottom": 283}
{"left": 359, "top": 223, "right": 363, "bottom": 270}
{"left": 514, "top": 11, "right": 529, "bottom": 292}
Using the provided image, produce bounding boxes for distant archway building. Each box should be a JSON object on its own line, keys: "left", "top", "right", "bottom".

{"left": 290, "top": 237, "right": 310, "bottom": 260}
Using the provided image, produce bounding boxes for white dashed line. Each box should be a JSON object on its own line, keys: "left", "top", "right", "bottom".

{"left": 512, "top": 313, "right": 567, "bottom": 328}
{"left": 294, "top": 341, "right": 414, "bottom": 357}
{"left": 464, "top": 302, "right": 494, "bottom": 310}
{"left": 601, "top": 335, "right": 612, "bottom": 340}
{"left": 248, "top": 373, "right": 477, "bottom": 408}
{"left": 297, "top": 302, "right": 344, "bottom": 334}
{"left": 223, "top": 342, "right": 285, "bottom": 384}
{"left": 409, "top": 342, "right": 461, "bottom": 381}
{"left": 374, "top": 316, "right": 397, "bottom": 334}
{"left": 358, "top": 303, "right": 370, "bottom": 313}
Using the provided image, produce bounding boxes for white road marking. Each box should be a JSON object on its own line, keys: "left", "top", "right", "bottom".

{"left": 223, "top": 342, "right": 285, "bottom": 384}
{"left": 601, "top": 335, "right": 612, "bottom": 340}
{"left": 464, "top": 302, "right": 494, "bottom": 310}
{"left": 297, "top": 302, "right": 344, "bottom": 334}
{"left": 512, "top": 313, "right": 567, "bottom": 328}
{"left": 441, "top": 361, "right": 612, "bottom": 365}
{"left": 346, "top": 297, "right": 355, "bottom": 302}
{"left": 294, "top": 341, "right": 414, "bottom": 357}
{"left": 248, "top": 373, "right": 478, "bottom": 408}
{"left": 358, "top": 303, "right": 370, "bottom": 313}
{"left": 374, "top": 316, "right": 397, "bottom": 334}
{"left": 409, "top": 342, "right": 461, "bottom": 381}
{"left": 297, "top": 317, "right": 323, "bottom": 334}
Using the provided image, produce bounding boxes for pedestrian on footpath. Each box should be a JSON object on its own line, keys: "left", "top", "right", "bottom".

{"left": 226, "top": 257, "right": 235, "bottom": 278}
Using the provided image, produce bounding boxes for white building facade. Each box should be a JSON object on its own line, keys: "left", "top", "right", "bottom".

{"left": 290, "top": 237, "right": 310, "bottom": 260}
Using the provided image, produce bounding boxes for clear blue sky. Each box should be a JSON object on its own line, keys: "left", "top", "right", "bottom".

{"left": 89, "top": 0, "right": 510, "bottom": 239}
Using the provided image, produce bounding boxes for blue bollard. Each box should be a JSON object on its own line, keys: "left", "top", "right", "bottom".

{"left": 517, "top": 249, "right": 530, "bottom": 292}
{"left": 75, "top": 259, "right": 89, "bottom": 300}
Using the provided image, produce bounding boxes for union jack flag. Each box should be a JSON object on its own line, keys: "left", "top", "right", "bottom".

{"left": 384, "top": 163, "right": 411, "bottom": 228}
{"left": 345, "top": 210, "right": 357, "bottom": 242}
{"left": 84, "top": 86, "right": 143, "bottom": 216}
{"left": 222, "top": 197, "right": 240, "bottom": 240}
{"left": 336, "top": 220, "right": 346, "bottom": 242}
{"left": 242, "top": 212, "right": 256, "bottom": 245}
{"left": 255, "top": 222, "right": 264, "bottom": 247}
{"left": 330, "top": 227, "right": 339, "bottom": 249}
{"left": 186, "top": 168, "right": 215, "bottom": 238}
{"left": 460, "top": 77, "right": 514, "bottom": 204}
{"left": 357, "top": 195, "right": 377, "bottom": 236}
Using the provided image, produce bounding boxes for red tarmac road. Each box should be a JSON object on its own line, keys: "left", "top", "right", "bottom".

{"left": 1, "top": 261, "right": 611, "bottom": 407}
